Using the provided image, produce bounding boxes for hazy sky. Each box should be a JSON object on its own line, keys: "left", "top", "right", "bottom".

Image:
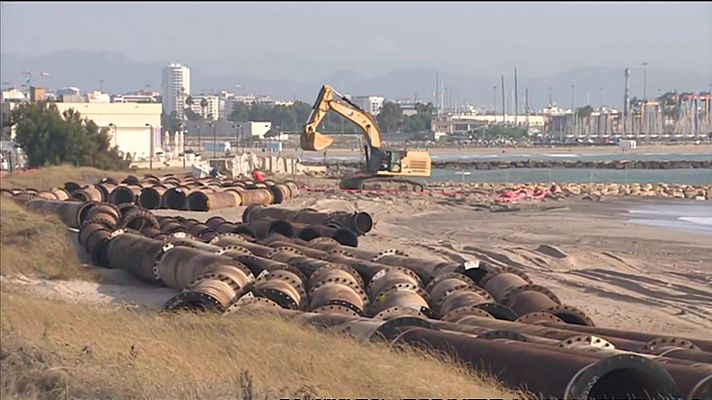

{"left": 2, "top": 2, "right": 711, "bottom": 80}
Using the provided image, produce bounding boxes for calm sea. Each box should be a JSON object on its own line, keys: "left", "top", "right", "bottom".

{"left": 625, "top": 202, "right": 712, "bottom": 235}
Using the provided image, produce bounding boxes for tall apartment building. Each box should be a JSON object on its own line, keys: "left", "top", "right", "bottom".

{"left": 351, "top": 95, "right": 384, "bottom": 115}
{"left": 161, "top": 63, "right": 190, "bottom": 119}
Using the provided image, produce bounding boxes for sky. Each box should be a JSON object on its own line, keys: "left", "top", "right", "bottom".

{"left": 2, "top": 1, "right": 711, "bottom": 81}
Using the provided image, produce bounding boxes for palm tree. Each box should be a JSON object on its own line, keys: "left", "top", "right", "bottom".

{"left": 200, "top": 98, "right": 209, "bottom": 120}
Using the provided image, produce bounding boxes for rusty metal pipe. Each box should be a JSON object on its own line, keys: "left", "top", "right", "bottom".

{"left": 106, "top": 232, "right": 165, "bottom": 283}
{"left": 187, "top": 191, "right": 240, "bottom": 211}
{"left": 109, "top": 185, "right": 138, "bottom": 205}
{"left": 391, "top": 327, "right": 680, "bottom": 399}
{"left": 138, "top": 186, "right": 167, "bottom": 209}
{"left": 162, "top": 187, "right": 192, "bottom": 210}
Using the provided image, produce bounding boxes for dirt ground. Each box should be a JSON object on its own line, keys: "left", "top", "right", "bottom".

{"left": 9, "top": 181, "right": 711, "bottom": 341}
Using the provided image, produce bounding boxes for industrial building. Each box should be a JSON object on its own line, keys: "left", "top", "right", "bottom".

{"left": 51, "top": 102, "right": 162, "bottom": 159}
{"left": 161, "top": 63, "right": 190, "bottom": 119}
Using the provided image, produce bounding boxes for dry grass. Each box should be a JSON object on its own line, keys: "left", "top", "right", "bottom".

{"left": 0, "top": 200, "right": 96, "bottom": 281}
{"left": 0, "top": 287, "right": 519, "bottom": 399}
{"left": 0, "top": 164, "right": 191, "bottom": 191}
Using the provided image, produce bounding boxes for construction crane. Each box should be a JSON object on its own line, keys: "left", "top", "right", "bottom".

{"left": 301, "top": 84, "right": 431, "bottom": 191}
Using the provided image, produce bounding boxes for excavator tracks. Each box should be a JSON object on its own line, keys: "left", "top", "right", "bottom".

{"left": 340, "top": 175, "right": 425, "bottom": 192}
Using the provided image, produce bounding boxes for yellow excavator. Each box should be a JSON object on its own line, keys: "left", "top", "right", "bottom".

{"left": 301, "top": 84, "right": 431, "bottom": 191}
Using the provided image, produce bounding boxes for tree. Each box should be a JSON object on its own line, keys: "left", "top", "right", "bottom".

{"left": 184, "top": 108, "right": 202, "bottom": 121}
{"left": 11, "top": 102, "right": 128, "bottom": 169}
{"left": 161, "top": 111, "right": 181, "bottom": 133}
{"left": 376, "top": 102, "right": 403, "bottom": 133}
{"left": 228, "top": 102, "right": 250, "bottom": 122}
{"left": 200, "top": 98, "right": 209, "bottom": 119}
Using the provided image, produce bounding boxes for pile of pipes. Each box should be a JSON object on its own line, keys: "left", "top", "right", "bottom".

{"left": 10, "top": 197, "right": 712, "bottom": 399}
{"left": 2, "top": 173, "right": 301, "bottom": 211}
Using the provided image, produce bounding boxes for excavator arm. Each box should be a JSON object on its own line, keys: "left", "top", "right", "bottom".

{"left": 301, "top": 85, "right": 382, "bottom": 151}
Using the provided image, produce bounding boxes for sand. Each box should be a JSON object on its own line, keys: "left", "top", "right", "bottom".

{"left": 11, "top": 181, "right": 711, "bottom": 340}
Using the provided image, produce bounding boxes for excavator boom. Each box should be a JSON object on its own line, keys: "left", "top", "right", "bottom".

{"left": 301, "top": 85, "right": 381, "bottom": 151}
{"left": 301, "top": 84, "right": 431, "bottom": 190}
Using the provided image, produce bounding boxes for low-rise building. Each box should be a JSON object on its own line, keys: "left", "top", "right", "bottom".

{"left": 51, "top": 102, "right": 162, "bottom": 159}
{"left": 432, "top": 113, "right": 546, "bottom": 136}
{"left": 350, "top": 95, "right": 384, "bottom": 115}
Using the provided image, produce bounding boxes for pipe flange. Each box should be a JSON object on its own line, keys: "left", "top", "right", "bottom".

{"left": 480, "top": 266, "right": 533, "bottom": 287}
{"left": 374, "top": 282, "right": 429, "bottom": 302}
{"left": 186, "top": 273, "right": 243, "bottom": 293}
{"left": 425, "top": 272, "right": 478, "bottom": 293}
{"left": 152, "top": 243, "right": 175, "bottom": 284}
{"left": 308, "top": 237, "right": 341, "bottom": 247}
{"left": 560, "top": 335, "right": 616, "bottom": 350}
{"left": 472, "top": 303, "right": 518, "bottom": 321}
{"left": 218, "top": 245, "right": 253, "bottom": 256}
{"left": 642, "top": 337, "right": 701, "bottom": 352}
{"left": 515, "top": 312, "right": 564, "bottom": 325}
{"left": 265, "top": 246, "right": 304, "bottom": 260}
{"left": 212, "top": 232, "right": 249, "bottom": 244}
{"left": 312, "top": 299, "right": 363, "bottom": 315}
{"left": 431, "top": 283, "right": 478, "bottom": 309}
{"left": 371, "top": 249, "right": 408, "bottom": 263}
{"left": 311, "top": 304, "right": 359, "bottom": 317}
{"left": 308, "top": 278, "right": 369, "bottom": 306}
{"left": 372, "top": 306, "right": 427, "bottom": 321}
{"left": 324, "top": 248, "right": 353, "bottom": 258}
{"left": 163, "top": 291, "right": 226, "bottom": 313}
{"left": 266, "top": 270, "right": 306, "bottom": 298}
{"left": 310, "top": 263, "right": 365, "bottom": 289}
{"left": 224, "top": 292, "right": 282, "bottom": 314}
{"left": 500, "top": 283, "right": 561, "bottom": 307}
{"left": 366, "top": 267, "right": 423, "bottom": 297}
{"left": 253, "top": 287, "right": 298, "bottom": 310}
{"left": 441, "top": 304, "right": 494, "bottom": 322}
{"left": 543, "top": 305, "right": 595, "bottom": 326}
{"left": 478, "top": 330, "right": 528, "bottom": 343}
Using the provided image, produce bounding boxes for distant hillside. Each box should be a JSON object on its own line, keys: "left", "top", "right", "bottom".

{"left": 2, "top": 50, "right": 710, "bottom": 109}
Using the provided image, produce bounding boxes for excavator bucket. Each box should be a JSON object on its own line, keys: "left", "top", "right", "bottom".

{"left": 300, "top": 129, "right": 334, "bottom": 152}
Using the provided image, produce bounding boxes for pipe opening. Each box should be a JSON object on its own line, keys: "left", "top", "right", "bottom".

{"left": 187, "top": 192, "right": 209, "bottom": 211}
{"left": 110, "top": 187, "right": 136, "bottom": 205}
{"left": 139, "top": 188, "right": 162, "bottom": 209}
{"left": 353, "top": 212, "right": 373, "bottom": 234}
{"left": 298, "top": 228, "right": 322, "bottom": 241}
{"left": 164, "top": 188, "right": 188, "bottom": 210}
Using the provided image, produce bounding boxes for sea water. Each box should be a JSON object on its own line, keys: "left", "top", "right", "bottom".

{"left": 626, "top": 202, "right": 712, "bottom": 235}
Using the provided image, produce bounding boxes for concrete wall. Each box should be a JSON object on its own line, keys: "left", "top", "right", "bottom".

{"left": 51, "top": 102, "right": 162, "bottom": 159}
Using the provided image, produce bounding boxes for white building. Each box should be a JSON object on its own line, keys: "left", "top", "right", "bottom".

{"left": 85, "top": 91, "right": 111, "bottom": 103}
{"left": 239, "top": 121, "right": 272, "bottom": 139}
{"left": 161, "top": 63, "right": 190, "bottom": 119}
{"left": 188, "top": 95, "right": 219, "bottom": 120}
{"left": 51, "top": 102, "right": 162, "bottom": 159}
{"left": 432, "top": 113, "right": 546, "bottom": 136}
{"left": 351, "top": 95, "right": 384, "bottom": 115}
{"left": 1, "top": 89, "right": 27, "bottom": 102}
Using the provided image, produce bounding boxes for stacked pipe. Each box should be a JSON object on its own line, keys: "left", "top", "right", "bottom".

{"left": 12, "top": 199, "right": 712, "bottom": 400}
{"left": 27, "top": 173, "right": 303, "bottom": 212}
{"left": 243, "top": 205, "right": 373, "bottom": 236}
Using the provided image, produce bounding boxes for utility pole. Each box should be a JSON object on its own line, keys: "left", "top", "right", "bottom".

{"left": 435, "top": 71, "right": 439, "bottom": 116}
{"left": 548, "top": 86, "right": 553, "bottom": 106}
{"left": 501, "top": 75, "right": 506, "bottom": 123}
{"left": 525, "top": 88, "right": 530, "bottom": 132}
{"left": 642, "top": 62, "right": 648, "bottom": 100}
{"left": 514, "top": 67, "right": 518, "bottom": 125}
{"left": 600, "top": 88, "right": 604, "bottom": 108}
{"left": 493, "top": 86, "right": 498, "bottom": 116}
{"left": 624, "top": 68, "right": 630, "bottom": 136}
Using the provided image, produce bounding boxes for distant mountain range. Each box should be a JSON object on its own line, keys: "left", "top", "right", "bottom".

{"left": 2, "top": 50, "right": 710, "bottom": 110}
